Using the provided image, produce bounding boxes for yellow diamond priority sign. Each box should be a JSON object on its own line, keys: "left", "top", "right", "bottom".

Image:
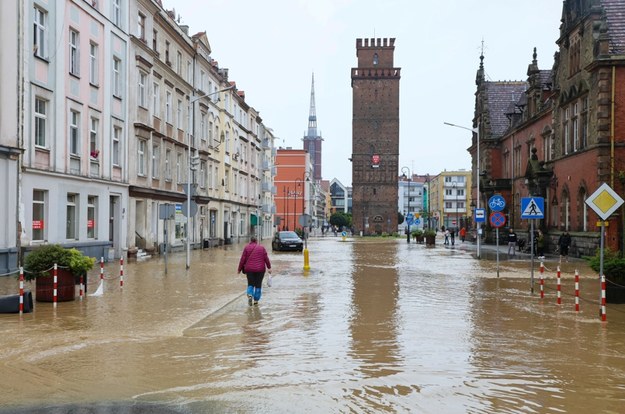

{"left": 585, "top": 183, "right": 624, "bottom": 220}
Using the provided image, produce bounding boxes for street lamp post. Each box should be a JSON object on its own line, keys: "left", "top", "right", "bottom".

{"left": 454, "top": 181, "right": 459, "bottom": 236}
{"left": 186, "top": 85, "right": 235, "bottom": 269}
{"left": 401, "top": 166, "right": 411, "bottom": 243}
{"left": 444, "top": 121, "right": 481, "bottom": 258}
{"left": 426, "top": 174, "right": 431, "bottom": 229}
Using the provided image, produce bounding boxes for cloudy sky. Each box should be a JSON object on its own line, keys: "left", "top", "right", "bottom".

{"left": 173, "top": 0, "right": 564, "bottom": 186}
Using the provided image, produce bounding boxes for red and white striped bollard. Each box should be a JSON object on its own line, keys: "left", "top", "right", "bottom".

{"left": 79, "top": 274, "right": 84, "bottom": 300}
{"left": 120, "top": 257, "right": 124, "bottom": 288}
{"left": 53, "top": 263, "right": 58, "bottom": 307}
{"left": 556, "top": 266, "right": 561, "bottom": 305}
{"left": 19, "top": 267, "right": 24, "bottom": 315}
{"left": 100, "top": 257, "right": 104, "bottom": 281}
{"left": 601, "top": 274, "right": 607, "bottom": 321}
{"left": 574, "top": 269, "right": 580, "bottom": 312}
{"left": 540, "top": 262, "right": 545, "bottom": 299}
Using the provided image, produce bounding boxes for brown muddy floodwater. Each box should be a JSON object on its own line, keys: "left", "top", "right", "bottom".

{"left": 0, "top": 238, "right": 624, "bottom": 413}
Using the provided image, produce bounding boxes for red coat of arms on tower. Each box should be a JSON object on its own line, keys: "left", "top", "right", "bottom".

{"left": 371, "top": 154, "right": 380, "bottom": 168}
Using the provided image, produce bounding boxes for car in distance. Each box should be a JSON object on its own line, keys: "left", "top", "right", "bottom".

{"left": 272, "top": 231, "right": 304, "bottom": 252}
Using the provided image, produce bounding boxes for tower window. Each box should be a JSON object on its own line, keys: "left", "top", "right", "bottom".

{"left": 373, "top": 53, "right": 379, "bottom": 65}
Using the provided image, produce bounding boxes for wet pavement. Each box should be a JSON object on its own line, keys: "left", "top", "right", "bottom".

{"left": 0, "top": 236, "right": 624, "bottom": 413}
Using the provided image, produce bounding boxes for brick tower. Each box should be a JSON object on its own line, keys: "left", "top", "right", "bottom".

{"left": 351, "top": 38, "right": 401, "bottom": 235}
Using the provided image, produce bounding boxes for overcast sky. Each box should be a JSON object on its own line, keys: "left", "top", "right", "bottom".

{"left": 173, "top": 0, "right": 564, "bottom": 186}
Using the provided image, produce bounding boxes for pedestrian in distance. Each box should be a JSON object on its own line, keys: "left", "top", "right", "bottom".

{"left": 237, "top": 236, "right": 272, "bottom": 306}
{"left": 459, "top": 227, "right": 466, "bottom": 242}
{"left": 536, "top": 229, "right": 545, "bottom": 259}
{"left": 507, "top": 228, "right": 517, "bottom": 258}
{"left": 450, "top": 228, "right": 455, "bottom": 246}
{"left": 558, "top": 230, "right": 572, "bottom": 263}
{"left": 444, "top": 228, "right": 450, "bottom": 245}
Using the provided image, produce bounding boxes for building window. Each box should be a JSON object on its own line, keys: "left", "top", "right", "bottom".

{"left": 200, "top": 70, "right": 206, "bottom": 91}
{"left": 138, "top": 12, "right": 146, "bottom": 40}
{"left": 200, "top": 161, "right": 206, "bottom": 188}
{"left": 138, "top": 71, "right": 147, "bottom": 107}
{"left": 152, "top": 82, "right": 160, "bottom": 117}
{"left": 69, "top": 29, "right": 80, "bottom": 76}
{"left": 89, "top": 117, "right": 98, "bottom": 156}
{"left": 176, "top": 152, "right": 182, "bottom": 183}
{"left": 33, "top": 7, "right": 47, "bottom": 58}
{"left": 563, "top": 107, "right": 570, "bottom": 155}
{"left": 165, "top": 41, "right": 170, "bottom": 64}
{"left": 177, "top": 98, "right": 182, "bottom": 128}
{"left": 138, "top": 139, "right": 146, "bottom": 176}
{"left": 165, "top": 149, "right": 171, "bottom": 180}
{"left": 580, "top": 97, "right": 588, "bottom": 149}
{"left": 152, "top": 144, "right": 160, "bottom": 178}
{"left": 166, "top": 91, "right": 172, "bottom": 123}
{"left": 113, "top": 126, "right": 121, "bottom": 166}
{"left": 187, "top": 61, "right": 192, "bottom": 83}
{"left": 34, "top": 98, "right": 47, "bottom": 147}
{"left": 66, "top": 193, "right": 78, "bottom": 240}
{"left": 32, "top": 189, "right": 46, "bottom": 241}
{"left": 572, "top": 102, "right": 579, "bottom": 152}
{"left": 152, "top": 29, "right": 157, "bottom": 51}
{"left": 87, "top": 195, "right": 97, "bottom": 239}
{"left": 70, "top": 110, "right": 80, "bottom": 155}
{"left": 373, "top": 53, "right": 378, "bottom": 65}
{"left": 200, "top": 112, "right": 207, "bottom": 143}
{"left": 177, "top": 51, "right": 182, "bottom": 74}
{"left": 89, "top": 42, "right": 98, "bottom": 85}
{"left": 112, "top": 0, "right": 121, "bottom": 26}
{"left": 113, "top": 58, "right": 121, "bottom": 96}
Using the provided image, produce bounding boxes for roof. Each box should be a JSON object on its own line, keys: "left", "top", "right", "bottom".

{"left": 603, "top": 0, "right": 625, "bottom": 54}
{"left": 484, "top": 82, "right": 527, "bottom": 138}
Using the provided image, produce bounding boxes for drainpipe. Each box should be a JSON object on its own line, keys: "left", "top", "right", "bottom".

{"left": 16, "top": 0, "right": 24, "bottom": 267}
{"left": 611, "top": 65, "right": 615, "bottom": 188}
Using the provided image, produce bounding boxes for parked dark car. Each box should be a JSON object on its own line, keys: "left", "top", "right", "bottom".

{"left": 272, "top": 231, "right": 304, "bottom": 252}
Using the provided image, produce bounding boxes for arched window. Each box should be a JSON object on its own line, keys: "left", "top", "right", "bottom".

{"left": 562, "top": 190, "right": 570, "bottom": 230}
{"left": 579, "top": 187, "right": 588, "bottom": 232}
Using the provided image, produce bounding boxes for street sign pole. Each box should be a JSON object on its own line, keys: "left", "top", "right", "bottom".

{"left": 530, "top": 220, "right": 535, "bottom": 294}
{"left": 496, "top": 227, "right": 500, "bottom": 278}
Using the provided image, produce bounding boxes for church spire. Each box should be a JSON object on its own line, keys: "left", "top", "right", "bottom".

{"left": 307, "top": 73, "right": 318, "bottom": 138}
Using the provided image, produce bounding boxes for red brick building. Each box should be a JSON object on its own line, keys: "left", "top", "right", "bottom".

{"left": 275, "top": 149, "right": 310, "bottom": 231}
{"left": 471, "top": 0, "right": 625, "bottom": 256}
{"left": 351, "top": 38, "right": 401, "bottom": 235}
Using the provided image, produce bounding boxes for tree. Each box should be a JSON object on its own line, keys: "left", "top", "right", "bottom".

{"left": 329, "top": 212, "right": 352, "bottom": 229}
{"left": 398, "top": 211, "right": 405, "bottom": 225}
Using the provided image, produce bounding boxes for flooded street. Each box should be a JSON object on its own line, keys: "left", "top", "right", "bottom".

{"left": 1, "top": 237, "right": 625, "bottom": 413}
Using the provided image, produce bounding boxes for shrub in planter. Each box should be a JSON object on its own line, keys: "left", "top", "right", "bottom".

{"left": 586, "top": 248, "right": 625, "bottom": 303}
{"left": 412, "top": 229, "right": 424, "bottom": 243}
{"left": 424, "top": 229, "right": 437, "bottom": 245}
{"left": 23, "top": 244, "right": 95, "bottom": 302}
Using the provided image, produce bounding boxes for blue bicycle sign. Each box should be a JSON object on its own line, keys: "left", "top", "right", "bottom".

{"left": 488, "top": 195, "right": 506, "bottom": 212}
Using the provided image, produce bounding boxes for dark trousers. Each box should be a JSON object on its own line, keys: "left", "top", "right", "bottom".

{"left": 246, "top": 271, "right": 265, "bottom": 301}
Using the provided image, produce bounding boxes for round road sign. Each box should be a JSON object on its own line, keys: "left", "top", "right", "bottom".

{"left": 489, "top": 211, "right": 506, "bottom": 228}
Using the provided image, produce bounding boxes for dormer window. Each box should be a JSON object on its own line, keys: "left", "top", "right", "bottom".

{"left": 373, "top": 53, "right": 379, "bottom": 65}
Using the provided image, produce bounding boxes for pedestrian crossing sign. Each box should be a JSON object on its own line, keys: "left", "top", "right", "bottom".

{"left": 521, "top": 197, "right": 544, "bottom": 219}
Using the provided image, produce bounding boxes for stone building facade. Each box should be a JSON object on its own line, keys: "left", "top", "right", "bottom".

{"left": 471, "top": 0, "right": 625, "bottom": 257}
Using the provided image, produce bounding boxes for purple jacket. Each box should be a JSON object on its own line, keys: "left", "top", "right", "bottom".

{"left": 238, "top": 242, "right": 271, "bottom": 273}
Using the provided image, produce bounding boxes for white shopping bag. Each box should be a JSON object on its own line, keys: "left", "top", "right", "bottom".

{"left": 267, "top": 274, "right": 273, "bottom": 287}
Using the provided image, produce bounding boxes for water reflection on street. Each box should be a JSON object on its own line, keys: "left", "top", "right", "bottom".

{"left": 1, "top": 237, "right": 625, "bottom": 413}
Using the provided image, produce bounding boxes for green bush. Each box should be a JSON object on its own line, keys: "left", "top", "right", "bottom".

{"left": 23, "top": 244, "right": 95, "bottom": 281}
{"left": 412, "top": 229, "right": 424, "bottom": 238}
{"left": 587, "top": 248, "right": 625, "bottom": 283}
{"left": 424, "top": 229, "right": 437, "bottom": 238}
